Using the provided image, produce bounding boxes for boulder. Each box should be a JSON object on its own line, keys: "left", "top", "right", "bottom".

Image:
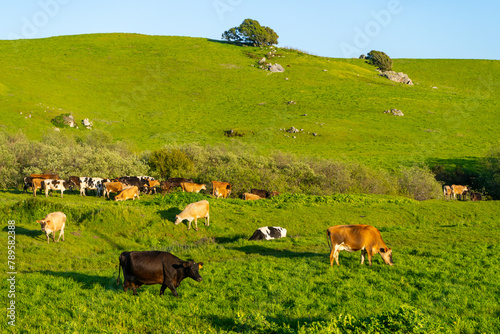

{"left": 287, "top": 127, "right": 300, "bottom": 133}
{"left": 62, "top": 114, "right": 76, "bottom": 127}
{"left": 258, "top": 57, "right": 266, "bottom": 65}
{"left": 380, "top": 71, "right": 413, "bottom": 85}
{"left": 268, "top": 63, "right": 285, "bottom": 73}
{"left": 384, "top": 109, "right": 404, "bottom": 116}
{"left": 82, "top": 118, "right": 93, "bottom": 129}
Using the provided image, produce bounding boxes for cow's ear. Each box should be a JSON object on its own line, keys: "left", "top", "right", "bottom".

{"left": 36, "top": 220, "right": 41, "bottom": 223}
{"left": 198, "top": 262, "right": 204, "bottom": 269}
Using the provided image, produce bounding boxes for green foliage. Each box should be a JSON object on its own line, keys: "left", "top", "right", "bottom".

{"left": 222, "top": 18, "right": 279, "bottom": 46}
{"left": 51, "top": 113, "right": 72, "bottom": 128}
{"left": 480, "top": 145, "right": 500, "bottom": 198}
{"left": 366, "top": 50, "right": 393, "bottom": 71}
{"left": 397, "top": 165, "right": 442, "bottom": 200}
{"left": 148, "top": 148, "right": 194, "bottom": 179}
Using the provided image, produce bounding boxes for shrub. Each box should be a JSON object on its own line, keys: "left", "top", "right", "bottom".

{"left": 398, "top": 166, "right": 442, "bottom": 201}
{"left": 479, "top": 145, "right": 500, "bottom": 199}
{"left": 148, "top": 148, "right": 194, "bottom": 179}
{"left": 366, "top": 50, "right": 393, "bottom": 71}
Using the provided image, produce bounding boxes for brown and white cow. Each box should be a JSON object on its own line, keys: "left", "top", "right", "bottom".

{"left": 103, "top": 182, "right": 125, "bottom": 199}
{"left": 212, "top": 181, "right": 231, "bottom": 199}
{"left": 451, "top": 185, "right": 468, "bottom": 200}
{"left": 242, "top": 193, "right": 262, "bottom": 201}
{"left": 174, "top": 200, "right": 209, "bottom": 231}
{"left": 180, "top": 182, "right": 206, "bottom": 193}
{"left": 37, "top": 211, "right": 66, "bottom": 244}
{"left": 43, "top": 179, "right": 72, "bottom": 198}
{"left": 443, "top": 185, "right": 453, "bottom": 201}
{"left": 326, "top": 224, "right": 393, "bottom": 266}
{"left": 116, "top": 251, "right": 203, "bottom": 297}
{"left": 115, "top": 186, "right": 140, "bottom": 201}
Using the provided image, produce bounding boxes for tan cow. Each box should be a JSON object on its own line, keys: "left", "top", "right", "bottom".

{"left": 146, "top": 180, "right": 161, "bottom": 194}
{"left": 115, "top": 186, "right": 140, "bottom": 201}
{"left": 181, "top": 182, "right": 206, "bottom": 193}
{"left": 242, "top": 193, "right": 262, "bottom": 201}
{"left": 174, "top": 200, "right": 210, "bottom": 231}
{"left": 443, "top": 185, "right": 453, "bottom": 201}
{"left": 37, "top": 211, "right": 66, "bottom": 244}
{"left": 326, "top": 224, "right": 393, "bottom": 266}
{"left": 32, "top": 178, "right": 45, "bottom": 197}
{"left": 451, "top": 185, "right": 468, "bottom": 200}
{"left": 212, "top": 181, "right": 231, "bottom": 199}
{"left": 103, "top": 182, "right": 125, "bottom": 199}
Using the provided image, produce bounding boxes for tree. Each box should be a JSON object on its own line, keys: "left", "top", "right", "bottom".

{"left": 222, "top": 19, "right": 278, "bottom": 46}
{"left": 366, "top": 50, "right": 393, "bottom": 71}
{"left": 148, "top": 148, "right": 194, "bottom": 179}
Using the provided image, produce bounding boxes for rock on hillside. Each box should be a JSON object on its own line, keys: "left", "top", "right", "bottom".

{"left": 380, "top": 71, "right": 413, "bottom": 85}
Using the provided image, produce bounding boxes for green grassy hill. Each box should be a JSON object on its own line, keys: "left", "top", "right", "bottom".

{"left": 1, "top": 34, "right": 499, "bottom": 169}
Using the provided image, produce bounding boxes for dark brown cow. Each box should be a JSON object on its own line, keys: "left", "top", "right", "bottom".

{"left": 326, "top": 224, "right": 393, "bottom": 266}
{"left": 116, "top": 251, "right": 203, "bottom": 297}
{"left": 470, "top": 192, "right": 482, "bottom": 201}
{"left": 251, "top": 188, "right": 270, "bottom": 198}
{"left": 31, "top": 173, "right": 59, "bottom": 180}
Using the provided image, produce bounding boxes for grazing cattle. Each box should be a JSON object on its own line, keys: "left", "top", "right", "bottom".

{"left": 160, "top": 180, "right": 173, "bottom": 194}
{"left": 145, "top": 180, "right": 161, "bottom": 194}
{"left": 212, "top": 181, "right": 231, "bottom": 199}
{"left": 242, "top": 193, "right": 262, "bottom": 201}
{"left": 32, "top": 178, "right": 45, "bottom": 197}
{"left": 180, "top": 182, "right": 206, "bottom": 193}
{"left": 269, "top": 191, "right": 280, "bottom": 197}
{"left": 23, "top": 176, "right": 34, "bottom": 194}
{"left": 103, "top": 182, "right": 125, "bottom": 199}
{"left": 115, "top": 186, "right": 140, "bottom": 201}
{"left": 443, "top": 185, "right": 453, "bottom": 201}
{"left": 326, "top": 224, "right": 393, "bottom": 266}
{"left": 451, "top": 185, "right": 468, "bottom": 200}
{"left": 76, "top": 177, "right": 106, "bottom": 196}
{"left": 36, "top": 211, "right": 66, "bottom": 244}
{"left": 117, "top": 176, "right": 149, "bottom": 193}
{"left": 249, "top": 226, "right": 287, "bottom": 241}
{"left": 175, "top": 200, "right": 209, "bottom": 231}
{"left": 251, "top": 188, "right": 270, "bottom": 198}
{"left": 470, "top": 192, "right": 482, "bottom": 201}
{"left": 116, "top": 251, "right": 203, "bottom": 297}
{"left": 43, "top": 179, "right": 72, "bottom": 198}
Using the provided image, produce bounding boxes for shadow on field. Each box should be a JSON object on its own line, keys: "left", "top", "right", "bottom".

{"left": 230, "top": 245, "right": 322, "bottom": 260}
{"left": 205, "top": 315, "right": 327, "bottom": 332}
{"left": 3, "top": 225, "right": 40, "bottom": 238}
{"left": 38, "top": 270, "right": 120, "bottom": 290}
{"left": 214, "top": 235, "right": 247, "bottom": 244}
{"left": 158, "top": 207, "right": 181, "bottom": 222}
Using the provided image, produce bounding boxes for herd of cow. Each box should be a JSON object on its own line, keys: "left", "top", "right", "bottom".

{"left": 443, "top": 184, "right": 482, "bottom": 201}
{"left": 31, "top": 175, "right": 477, "bottom": 298}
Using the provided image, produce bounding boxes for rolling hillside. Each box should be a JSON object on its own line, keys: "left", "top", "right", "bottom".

{"left": 0, "top": 33, "right": 499, "bottom": 169}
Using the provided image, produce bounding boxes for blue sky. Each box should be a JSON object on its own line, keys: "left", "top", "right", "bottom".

{"left": 1, "top": 0, "right": 499, "bottom": 59}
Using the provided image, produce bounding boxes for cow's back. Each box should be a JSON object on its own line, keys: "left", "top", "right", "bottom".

{"left": 327, "top": 224, "right": 384, "bottom": 250}
{"left": 181, "top": 200, "right": 209, "bottom": 219}
{"left": 124, "top": 251, "right": 182, "bottom": 284}
{"left": 45, "top": 211, "right": 67, "bottom": 231}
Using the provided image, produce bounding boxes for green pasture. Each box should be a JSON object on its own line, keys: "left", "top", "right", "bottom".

{"left": 0, "top": 34, "right": 499, "bottom": 169}
{"left": 1, "top": 190, "right": 499, "bottom": 333}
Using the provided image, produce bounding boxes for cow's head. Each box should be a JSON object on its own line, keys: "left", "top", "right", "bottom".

{"left": 37, "top": 219, "right": 49, "bottom": 232}
{"left": 174, "top": 215, "right": 182, "bottom": 225}
{"left": 184, "top": 261, "right": 203, "bottom": 282}
{"left": 379, "top": 248, "right": 393, "bottom": 266}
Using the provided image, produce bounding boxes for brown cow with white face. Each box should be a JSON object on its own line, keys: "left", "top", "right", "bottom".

{"left": 326, "top": 224, "right": 393, "bottom": 266}
{"left": 37, "top": 212, "right": 66, "bottom": 244}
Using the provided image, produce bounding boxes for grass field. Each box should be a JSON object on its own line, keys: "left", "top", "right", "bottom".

{"left": 0, "top": 34, "right": 499, "bottom": 169}
{"left": 1, "top": 190, "right": 499, "bottom": 333}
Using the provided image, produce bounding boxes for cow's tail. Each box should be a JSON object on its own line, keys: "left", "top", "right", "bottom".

{"left": 326, "top": 228, "right": 332, "bottom": 253}
{"left": 116, "top": 262, "right": 122, "bottom": 286}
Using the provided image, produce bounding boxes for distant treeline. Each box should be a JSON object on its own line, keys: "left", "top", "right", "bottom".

{"left": 1, "top": 131, "right": 498, "bottom": 200}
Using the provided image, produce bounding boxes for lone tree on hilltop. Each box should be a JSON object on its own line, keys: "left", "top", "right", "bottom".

{"left": 222, "top": 19, "right": 278, "bottom": 46}
{"left": 366, "top": 50, "right": 393, "bottom": 71}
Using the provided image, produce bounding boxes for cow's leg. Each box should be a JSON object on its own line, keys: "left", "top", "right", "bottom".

{"left": 60, "top": 190, "right": 64, "bottom": 198}
{"left": 160, "top": 284, "right": 167, "bottom": 296}
{"left": 194, "top": 218, "right": 198, "bottom": 231}
{"left": 123, "top": 280, "right": 129, "bottom": 292}
{"left": 163, "top": 281, "right": 179, "bottom": 297}
{"left": 46, "top": 234, "right": 50, "bottom": 244}
{"left": 367, "top": 251, "right": 373, "bottom": 266}
{"left": 187, "top": 219, "right": 192, "bottom": 230}
{"left": 58, "top": 229, "right": 64, "bottom": 242}
{"left": 360, "top": 249, "right": 367, "bottom": 265}
{"left": 52, "top": 232, "right": 56, "bottom": 243}
{"left": 205, "top": 213, "right": 209, "bottom": 226}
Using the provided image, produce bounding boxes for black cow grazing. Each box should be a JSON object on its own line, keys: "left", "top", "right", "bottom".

{"left": 116, "top": 251, "right": 203, "bottom": 297}
{"left": 251, "top": 188, "right": 270, "bottom": 198}
{"left": 116, "top": 176, "right": 149, "bottom": 193}
{"left": 249, "top": 226, "right": 287, "bottom": 241}
{"left": 470, "top": 192, "right": 482, "bottom": 201}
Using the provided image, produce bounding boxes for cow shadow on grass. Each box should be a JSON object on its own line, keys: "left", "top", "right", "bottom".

{"left": 2, "top": 225, "right": 40, "bottom": 238}
{"left": 205, "top": 315, "right": 327, "bottom": 333}
{"left": 38, "top": 270, "right": 121, "bottom": 291}
{"left": 229, "top": 244, "right": 323, "bottom": 261}
{"left": 157, "top": 207, "right": 182, "bottom": 223}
